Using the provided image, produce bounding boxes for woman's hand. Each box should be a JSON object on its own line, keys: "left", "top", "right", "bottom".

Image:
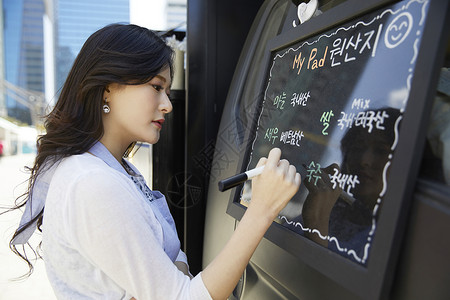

{"left": 302, "top": 163, "right": 341, "bottom": 246}
{"left": 249, "top": 148, "right": 301, "bottom": 223}
{"left": 201, "top": 148, "right": 300, "bottom": 300}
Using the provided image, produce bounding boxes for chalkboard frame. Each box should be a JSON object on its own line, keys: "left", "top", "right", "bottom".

{"left": 225, "top": 0, "right": 450, "bottom": 298}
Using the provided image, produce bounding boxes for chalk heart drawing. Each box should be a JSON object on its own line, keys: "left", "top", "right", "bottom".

{"left": 385, "top": 12, "right": 413, "bottom": 49}
{"left": 293, "top": 0, "right": 318, "bottom": 27}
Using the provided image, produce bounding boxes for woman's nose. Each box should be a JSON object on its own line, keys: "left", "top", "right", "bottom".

{"left": 361, "top": 148, "right": 376, "bottom": 167}
{"left": 161, "top": 93, "right": 173, "bottom": 114}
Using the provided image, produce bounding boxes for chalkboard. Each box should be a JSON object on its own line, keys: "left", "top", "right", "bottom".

{"left": 243, "top": 0, "right": 429, "bottom": 265}
{"left": 226, "top": 0, "right": 449, "bottom": 298}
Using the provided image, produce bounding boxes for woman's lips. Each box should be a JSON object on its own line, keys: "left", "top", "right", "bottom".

{"left": 357, "top": 170, "right": 375, "bottom": 182}
{"left": 152, "top": 119, "right": 164, "bottom": 129}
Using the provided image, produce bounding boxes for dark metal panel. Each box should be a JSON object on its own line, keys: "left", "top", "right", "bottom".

{"left": 185, "top": 0, "right": 264, "bottom": 274}
{"left": 391, "top": 180, "right": 450, "bottom": 300}
{"left": 202, "top": 0, "right": 290, "bottom": 280}
{"left": 152, "top": 90, "right": 186, "bottom": 247}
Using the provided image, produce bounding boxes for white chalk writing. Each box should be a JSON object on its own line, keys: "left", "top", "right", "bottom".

{"left": 280, "top": 130, "right": 304, "bottom": 147}
{"left": 330, "top": 24, "right": 383, "bottom": 67}
{"left": 337, "top": 110, "right": 390, "bottom": 133}
{"left": 351, "top": 98, "right": 371, "bottom": 110}
{"left": 329, "top": 168, "right": 360, "bottom": 197}
{"left": 291, "top": 91, "right": 310, "bottom": 107}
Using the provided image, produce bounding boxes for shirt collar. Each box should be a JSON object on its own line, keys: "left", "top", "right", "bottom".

{"left": 88, "top": 141, "right": 130, "bottom": 177}
{"left": 88, "top": 141, "right": 143, "bottom": 178}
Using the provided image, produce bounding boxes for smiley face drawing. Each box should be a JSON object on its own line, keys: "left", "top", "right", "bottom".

{"left": 385, "top": 12, "right": 413, "bottom": 49}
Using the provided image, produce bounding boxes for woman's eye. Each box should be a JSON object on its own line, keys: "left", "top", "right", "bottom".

{"left": 152, "top": 85, "right": 163, "bottom": 92}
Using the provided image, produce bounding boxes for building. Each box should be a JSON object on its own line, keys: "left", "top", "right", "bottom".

{"left": 0, "top": 0, "right": 5, "bottom": 118}
{"left": 2, "top": 0, "right": 45, "bottom": 125}
{"left": 54, "top": 0, "right": 130, "bottom": 93}
{"left": 167, "top": 0, "right": 187, "bottom": 30}
{"left": 1, "top": 0, "right": 185, "bottom": 125}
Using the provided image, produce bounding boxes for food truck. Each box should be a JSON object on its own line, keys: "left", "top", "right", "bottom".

{"left": 195, "top": 0, "right": 450, "bottom": 299}
{"left": 150, "top": 0, "right": 449, "bottom": 299}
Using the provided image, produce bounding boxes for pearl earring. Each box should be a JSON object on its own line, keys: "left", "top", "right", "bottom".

{"left": 103, "top": 97, "right": 110, "bottom": 114}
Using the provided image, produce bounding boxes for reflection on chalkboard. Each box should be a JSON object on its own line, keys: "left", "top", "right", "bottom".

{"left": 301, "top": 107, "right": 401, "bottom": 264}
{"left": 241, "top": 0, "right": 429, "bottom": 265}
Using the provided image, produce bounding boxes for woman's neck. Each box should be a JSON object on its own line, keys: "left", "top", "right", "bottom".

{"left": 98, "top": 136, "right": 128, "bottom": 164}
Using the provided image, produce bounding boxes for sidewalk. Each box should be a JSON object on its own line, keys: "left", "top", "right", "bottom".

{"left": 0, "top": 154, "right": 56, "bottom": 300}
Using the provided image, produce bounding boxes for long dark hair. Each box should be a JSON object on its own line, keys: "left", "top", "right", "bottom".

{"left": 7, "top": 23, "right": 174, "bottom": 276}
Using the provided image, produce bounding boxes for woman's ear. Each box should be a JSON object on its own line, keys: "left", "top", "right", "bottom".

{"left": 103, "top": 86, "right": 111, "bottom": 100}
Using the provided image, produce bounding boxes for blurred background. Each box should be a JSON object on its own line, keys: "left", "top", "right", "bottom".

{"left": 0, "top": 0, "right": 186, "bottom": 298}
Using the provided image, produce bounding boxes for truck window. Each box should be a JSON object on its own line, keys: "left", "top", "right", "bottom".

{"left": 419, "top": 65, "right": 450, "bottom": 187}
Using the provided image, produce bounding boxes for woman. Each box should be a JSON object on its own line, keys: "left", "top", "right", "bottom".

{"left": 8, "top": 24, "right": 300, "bottom": 299}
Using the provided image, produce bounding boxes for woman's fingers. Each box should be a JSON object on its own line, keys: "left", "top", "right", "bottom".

{"left": 287, "top": 164, "right": 298, "bottom": 182}
{"left": 256, "top": 157, "right": 267, "bottom": 168}
{"left": 265, "top": 148, "right": 282, "bottom": 170}
{"left": 257, "top": 149, "right": 300, "bottom": 183}
{"left": 295, "top": 172, "right": 301, "bottom": 186}
{"left": 276, "top": 159, "right": 290, "bottom": 176}
{"left": 252, "top": 148, "right": 301, "bottom": 209}
{"left": 259, "top": 148, "right": 300, "bottom": 185}
{"left": 323, "top": 163, "right": 339, "bottom": 173}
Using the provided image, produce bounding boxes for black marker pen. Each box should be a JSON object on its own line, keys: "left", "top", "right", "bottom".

{"left": 218, "top": 166, "right": 265, "bottom": 192}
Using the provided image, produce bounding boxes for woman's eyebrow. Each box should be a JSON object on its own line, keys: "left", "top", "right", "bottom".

{"left": 154, "top": 75, "right": 166, "bottom": 82}
{"left": 153, "top": 74, "right": 172, "bottom": 88}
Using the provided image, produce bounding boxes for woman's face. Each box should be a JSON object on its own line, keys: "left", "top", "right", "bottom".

{"left": 344, "top": 132, "right": 392, "bottom": 204}
{"left": 103, "top": 68, "right": 172, "bottom": 148}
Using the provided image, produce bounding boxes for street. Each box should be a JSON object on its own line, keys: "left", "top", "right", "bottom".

{"left": 0, "top": 154, "right": 56, "bottom": 299}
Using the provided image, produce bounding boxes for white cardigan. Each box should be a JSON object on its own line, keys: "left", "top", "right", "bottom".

{"left": 42, "top": 149, "right": 211, "bottom": 299}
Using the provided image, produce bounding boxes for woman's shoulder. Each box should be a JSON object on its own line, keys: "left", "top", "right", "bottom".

{"left": 52, "top": 153, "right": 130, "bottom": 189}
{"left": 59, "top": 153, "right": 114, "bottom": 174}
{"left": 47, "top": 153, "right": 142, "bottom": 210}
